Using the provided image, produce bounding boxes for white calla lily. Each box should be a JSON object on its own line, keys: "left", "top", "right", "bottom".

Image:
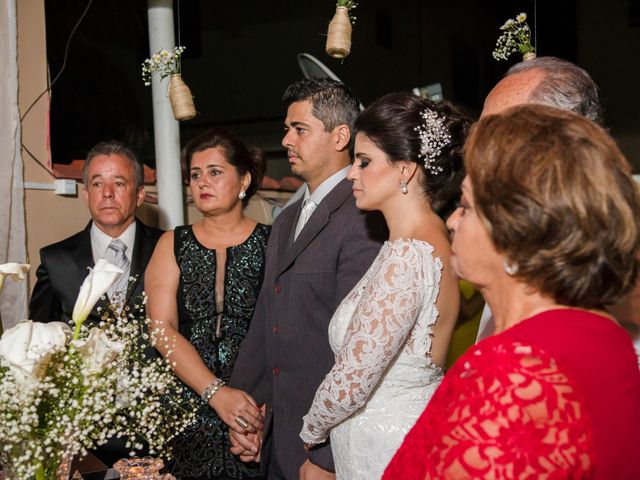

{"left": 71, "top": 259, "right": 123, "bottom": 339}
{"left": 74, "top": 328, "right": 125, "bottom": 374}
{"left": 0, "top": 263, "right": 30, "bottom": 293}
{"left": 0, "top": 320, "right": 71, "bottom": 385}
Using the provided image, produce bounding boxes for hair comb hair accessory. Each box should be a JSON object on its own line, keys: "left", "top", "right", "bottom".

{"left": 414, "top": 108, "right": 451, "bottom": 175}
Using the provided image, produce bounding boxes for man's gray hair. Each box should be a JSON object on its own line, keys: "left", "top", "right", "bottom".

{"left": 506, "top": 56, "right": 603, "bottom": 125}
{"left": 83, "top": 140, "right": 144, "bottom": 188}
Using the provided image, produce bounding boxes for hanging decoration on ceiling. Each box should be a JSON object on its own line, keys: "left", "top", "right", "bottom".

{"left": 142, "top": 46, "right": 197, "bottom": 121}
{"left": 326, "top": 1, "right": 357, "bottom": 59}
{"left": 492, "top": 13, "right": 536, "bottom": 62}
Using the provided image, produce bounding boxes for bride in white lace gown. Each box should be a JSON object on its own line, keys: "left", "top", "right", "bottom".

{"left": 299, "top": 92, "right": 471, "bottom": 479}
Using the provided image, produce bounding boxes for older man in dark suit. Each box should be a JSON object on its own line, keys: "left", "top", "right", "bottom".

{"left": 228, "top": 79, "right": 386, "bottom": 480}
{"left": 30, "top": 141, "right": 162, "bottom": 326}
{"left": 29, "top": 140, "right": 162, "bottom": 466}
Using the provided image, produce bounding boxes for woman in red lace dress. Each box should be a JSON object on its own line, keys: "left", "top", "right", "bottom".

{"left": 383, "top": 105, "right": 640, "bottom": 479}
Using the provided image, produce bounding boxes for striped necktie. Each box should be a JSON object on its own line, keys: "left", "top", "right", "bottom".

{"left": 107, "top": 239, "right": 131, "bottom": 305}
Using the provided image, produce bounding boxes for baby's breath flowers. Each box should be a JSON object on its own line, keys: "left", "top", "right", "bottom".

{"left": 141, "top": 46, "right": 186, "bottom": 86}
{"left": 337, "top": 0, "right": 358, "bottom": 25}
{"left": 492, "top": 12, "right": 536, "bottom": 62}
{"left": 95, "top": 293, "right": 197, "bottom": 456}
{"left": 0, "top": 268, "right": 195, "bottom": 479}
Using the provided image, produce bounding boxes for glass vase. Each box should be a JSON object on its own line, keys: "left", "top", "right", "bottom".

{"left": 55, "top": 455, "right": 73, "bottom": 480}
{"left": 113, "top": 457, "right": 175, "bottom": 480}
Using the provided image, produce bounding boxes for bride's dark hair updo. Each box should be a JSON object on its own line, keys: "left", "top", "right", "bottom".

{"left": 355, "top": 92, "right": 472, "bottom": 217}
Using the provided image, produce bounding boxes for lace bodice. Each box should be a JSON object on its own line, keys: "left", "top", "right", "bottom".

{"left": 301, "top": 239, "right": 443, "bottom": 446}
{"left": 383, "top": 340, "right": 595, "bottom": 480}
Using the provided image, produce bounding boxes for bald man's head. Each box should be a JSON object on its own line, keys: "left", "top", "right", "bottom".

{"left": 482, "top": 68, "right": 546, "bottom": 118}
{"left": 482, "top": 56, "right": 603, "bottom": 124}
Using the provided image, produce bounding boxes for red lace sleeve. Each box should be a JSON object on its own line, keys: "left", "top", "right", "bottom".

{"left": 383, "top": 340, "right": 595, "bottom": 480}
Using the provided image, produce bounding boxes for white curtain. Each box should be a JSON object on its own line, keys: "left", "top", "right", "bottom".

{"left": 0, "top": 0, "right": 28, "bottom": 329}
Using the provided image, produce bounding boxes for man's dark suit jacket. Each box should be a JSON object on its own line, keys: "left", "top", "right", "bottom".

{"left": 29, "top": 219, "right": 162, "bottom": 326}
{"left": 28, "top": 218, "right": 162, "bottom": 466}
{"left": 230, "top": 178, "right": 387, "bottom": 479}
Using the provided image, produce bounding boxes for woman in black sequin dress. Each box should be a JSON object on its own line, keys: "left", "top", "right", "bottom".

{"left": 146, "top": 129, "right": 270, "bottom": 479}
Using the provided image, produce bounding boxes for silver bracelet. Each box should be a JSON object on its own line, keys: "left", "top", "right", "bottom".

{"left": 201, "top": 378, "right": 226, "bottom": 403}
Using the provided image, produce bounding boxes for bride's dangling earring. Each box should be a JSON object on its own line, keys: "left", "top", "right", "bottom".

{"left": 400, "top": 180, "right": 408, "bottom": 195}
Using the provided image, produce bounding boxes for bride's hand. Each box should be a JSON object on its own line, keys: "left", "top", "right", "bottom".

{"left": 210, "top": 386, "right": 264, "bottom": 434}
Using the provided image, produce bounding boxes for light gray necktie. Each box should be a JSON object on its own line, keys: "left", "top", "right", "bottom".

{"left": 107, "top": 239, "right": 131, "bottom": 305}
{"left": 294, "top": 199, "right": 317, "bottom": 241}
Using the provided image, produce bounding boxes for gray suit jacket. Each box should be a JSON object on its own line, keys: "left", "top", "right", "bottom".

{"left": 230, "top": 178, "right": 387, "bottom": 479}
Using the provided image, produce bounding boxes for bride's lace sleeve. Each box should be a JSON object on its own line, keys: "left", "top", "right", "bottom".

{"left": 300, "top": 242, "right": 438, "bottom": 445}
{"left": 382, "top": 341, "right": 595, "bottom": 480}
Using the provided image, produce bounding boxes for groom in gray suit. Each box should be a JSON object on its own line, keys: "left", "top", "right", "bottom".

{"left": 229, "top": 79, "right": 386, "bottom": 479}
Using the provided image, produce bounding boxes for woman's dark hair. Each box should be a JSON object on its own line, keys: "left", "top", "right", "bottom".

{"left": 355, "top": 92, "right": 472, "bottom": 218}
{"left": 181, "top": 128, "right": 265, "bottom": 206}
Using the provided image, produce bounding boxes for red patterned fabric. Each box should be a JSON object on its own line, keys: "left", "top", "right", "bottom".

{"left": 384, "top": 309, "right": 640, "bottom": 480}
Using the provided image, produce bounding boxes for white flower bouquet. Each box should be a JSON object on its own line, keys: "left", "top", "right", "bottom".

{"left": 0, "top": 261, "right": 196, "bottom": 479}
{"left": 492, "top": 12, "right": 536, "bottom": 62}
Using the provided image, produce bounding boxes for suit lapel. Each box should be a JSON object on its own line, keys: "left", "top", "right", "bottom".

{"left": 72, "top": 222, "right": 95, "bottom": 282}
{"left": 275, "top": 179, "right": 352, "bottom": 277}
{"left": 275, "top": 199, "right": 302, "bottom": 276}
{"left": 71, "top": 222, "right": 111, "bottom": 321}
{"left": 125, "top": 220, "right": 154, "bottom": 303}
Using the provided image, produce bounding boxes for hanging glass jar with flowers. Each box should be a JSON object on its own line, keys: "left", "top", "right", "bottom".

{"left": 326, "top": 1, "right": 357, "bottom": 59}
{"left": 142, "top": 46, "right": 197, "bottom": 121}
{"left": 493, "top": 13, "right": 536, "bottom": 62}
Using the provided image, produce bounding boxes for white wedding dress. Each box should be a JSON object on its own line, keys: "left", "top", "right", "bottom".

{"left": 300, "top": 239, "right": 445, "bottom": 480}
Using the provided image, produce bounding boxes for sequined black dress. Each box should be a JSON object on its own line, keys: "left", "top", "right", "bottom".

{"left": 169, "top": 223, "right": 270, "bottom": 480}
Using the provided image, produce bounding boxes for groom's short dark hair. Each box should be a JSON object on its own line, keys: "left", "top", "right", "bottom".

{"left": 283, "top": 79, "right": 360, "bottom": 141}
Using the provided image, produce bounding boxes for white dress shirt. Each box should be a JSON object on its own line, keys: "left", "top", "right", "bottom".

{"left": 90, "top": 221, "right": 136, "bottom": 267}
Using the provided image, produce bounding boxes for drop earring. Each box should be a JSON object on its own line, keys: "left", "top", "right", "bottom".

{"left": 400, "top": 180, "right": 408, "bottom": 195}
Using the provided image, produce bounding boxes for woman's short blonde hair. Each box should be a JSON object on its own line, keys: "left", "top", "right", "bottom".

{"left": 465, "top": 104, "right": 640, "bottom": 308}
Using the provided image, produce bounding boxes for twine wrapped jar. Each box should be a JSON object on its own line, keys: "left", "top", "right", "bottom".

{"left": 168, "top": 74, "right": 196, "bottom": 121}
{"left": 326, "top": 6, "right": 352, "bottom": 59}
{"left": 523, "top": 52, "right": 537, "bottom": 61}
